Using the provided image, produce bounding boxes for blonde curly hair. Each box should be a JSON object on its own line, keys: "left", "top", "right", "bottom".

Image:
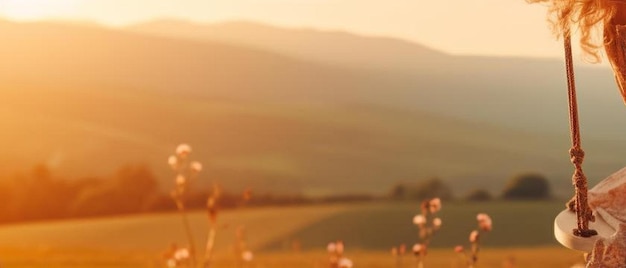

{"left": 528, "top": 0, "right": 617, "bottom": 62}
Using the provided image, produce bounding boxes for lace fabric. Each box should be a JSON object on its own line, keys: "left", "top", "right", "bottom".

{"left": 588, "top": 167, "right": 626, "bottom": 231}
{"left": 591, "top": 24, "right": 626, "bottom": 230}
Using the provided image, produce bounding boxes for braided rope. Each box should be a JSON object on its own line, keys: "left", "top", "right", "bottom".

{"left": 563, "top": 32, "right": 597, "bottom": 238}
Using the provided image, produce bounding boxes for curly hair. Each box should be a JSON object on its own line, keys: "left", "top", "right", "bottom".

{"left": 528, "top": 0, "right": 617, "bottom": 62}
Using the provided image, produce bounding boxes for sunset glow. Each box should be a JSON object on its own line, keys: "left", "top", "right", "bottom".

{"left": 0, "top": 0, "right": 624, "bottom": 267}
{"left": 0, "top": 0, "right": 77, "bottom": 20}
{"left": 0, "top": 0, "right": 575, "bottom": 58}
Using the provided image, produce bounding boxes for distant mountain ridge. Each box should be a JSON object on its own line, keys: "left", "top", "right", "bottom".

{"left": 128, "top": 20, "right": 449, "bottom": 72}
{"left": 128, "top": 19, "right": 626, "bottom": 141}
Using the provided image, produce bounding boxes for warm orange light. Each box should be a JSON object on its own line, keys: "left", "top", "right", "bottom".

{"left": 0, "top": 0, "right": 76, "bottom": 20}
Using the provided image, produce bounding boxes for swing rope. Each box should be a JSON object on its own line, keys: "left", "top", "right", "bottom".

{"left": 562, "top": 30, "right": 598, "bottom": 238}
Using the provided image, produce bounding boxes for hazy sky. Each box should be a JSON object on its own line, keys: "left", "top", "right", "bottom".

{"left": 0, "top": 0, "right": 596, "bottom": 60}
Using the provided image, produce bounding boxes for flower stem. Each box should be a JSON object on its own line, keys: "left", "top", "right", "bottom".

{"left": 177, "top": 200, "right": 197, "bottom": 268}
{"left": 203, "top": 226, "right": 216, "bottom": 268}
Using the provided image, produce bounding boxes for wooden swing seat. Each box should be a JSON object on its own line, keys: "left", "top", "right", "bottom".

{"left": 555, "top": 209, "right": 615, "bottom": 252}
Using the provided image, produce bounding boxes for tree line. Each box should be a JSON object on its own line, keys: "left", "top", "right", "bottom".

{"left": 0, "top": 164, "right": 376, "bottom": 224}
{"left": 388, "top": 173, "right": 553, "bottom": 201}
{"left": 0, "top": 164, "right": 552, "bottom": 224}
{"left": 0, "top": 164, "right": 160, "bottom": 223}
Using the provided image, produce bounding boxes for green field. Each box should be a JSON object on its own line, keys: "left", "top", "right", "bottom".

{"left": 0, "top": 201, "right": 588, "bottom": 267}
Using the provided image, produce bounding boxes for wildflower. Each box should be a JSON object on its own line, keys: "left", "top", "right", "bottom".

{"left": 458, "top": 214, "right": 493, "bottom": 268}
{"left": 338, "top": 257, "right": 353, "bottom": 268}
{"left": 169, "top": 189, "right": 179, "bottom": 199}
{"left": 168, "top": 155, "right": 178, "bottom": 169}
{"left": 207, "top": 197, "right": 218, "bottom": 224}
{"left": 433, "top": 217, "right": 442, "bottom": 229}
{"left": 190, "top": 161, "right": 202, "bottom": 172}
{"left": 176, "top": 144, "right": 192, "bottom": 157}
{"left": 336, "top": 241, "right": 345, "bottom": 255}
{"left": 413, "top": 198, "right": 443, "bottom": 267}
{"left": 454, "top": 245, "right": 464, "bottom": 253}
{"left": 412, "top": 243, "right": 424, "bottom": 255}
{"left": 469, "top": 230, "right": 480, "bottom": 243}
{"left": 176, "top": 175, "right": 186, "bottom": 187}
{"left": 413, "top": 214, "right": 426, "bottom": 225}
{"left": 241, "top": 250, "right": 254, "bottom": 262}
{"left": 391, "top": 247, "right": 398, "bottom": 256}
{"left": 429, "top": 198, "right": 442, "bottom": 213}
{"left": 398, "top": 244, "right": 406, "bottom": 255}
{"left": 166, "top": 258, "right": 176, "bottom": 268}
{"left": 327, "top": 242, "right": 337, "bottom": 253}
{"left": 168, "top": 144, "right": 202, "bottom": 268}
{"left": 174, "top": 248, "right": 190, "bottom": 261}
{"left": 242, "top": 189, "right": 252, "bottom": 202}
{"left": 477, "top": 213, "right": 493, "bottom": 231}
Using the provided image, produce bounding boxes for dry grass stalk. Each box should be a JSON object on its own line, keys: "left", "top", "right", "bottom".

{"left": 202, "top": 183, "right": 220, "bottom": 268}
{"left": 454, "top": 213, "right": 493, "bottom": 268}
{"left": 168, "top": 143, "right": 203, "bottom": 267}
{"left": 412, "top": 197, "right": 443, "bottom": 268}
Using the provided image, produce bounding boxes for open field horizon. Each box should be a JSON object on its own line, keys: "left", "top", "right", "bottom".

{"left": 0, "top": 247, "right": 585, "bottom": 268}
{"left": 0, "top": 201, "right": 586, "bottom": 267}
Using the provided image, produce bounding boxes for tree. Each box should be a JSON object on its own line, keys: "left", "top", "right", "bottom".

{"left": 388, "top": 178, "right": 454, "bottom": 200}
{"left": 0, "top": 180, "right": 14, "bottom": 222}
{"left": 502, "top": 173, "right": 551, "bottom": 200}
{"left": 71, "top": 164, "right": 159, "bottom": 216}
{"left": 409, "top": 178, "right": 454, "bottom": 201}
{"left": 389, "top": 183, "right": 407, "bottom": 200}
{"left": 11, "top": 164, "right": 78, "bottom": 221}
{"left": 465, "top": 189, "right": 492, "bottom": 202}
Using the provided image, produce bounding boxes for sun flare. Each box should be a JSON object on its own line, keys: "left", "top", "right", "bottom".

{"left": 0, "top": 0, "right": 76, "bottom": 20}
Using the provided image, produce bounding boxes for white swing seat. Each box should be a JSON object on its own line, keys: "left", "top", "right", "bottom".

{"left": 554, "top": 209, "right": 616, "bottom": 252}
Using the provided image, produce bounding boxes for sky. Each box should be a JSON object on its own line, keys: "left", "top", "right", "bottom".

{"left": 0, "top": 0, "right": 601, "bottom": 61}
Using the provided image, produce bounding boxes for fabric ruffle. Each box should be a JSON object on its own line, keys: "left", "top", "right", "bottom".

{"left": 588, "top": 167, "right": 626, "bottom": 231}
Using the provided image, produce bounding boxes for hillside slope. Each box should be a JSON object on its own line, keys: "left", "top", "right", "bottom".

{"left": 0, "top": 20, "right": 622, "bottom": 195}
{"left": 128, "top": 20, "right": 626, "bottom": 141}
{"left": 128, "top": 20, "right": 448, "bottom": 72}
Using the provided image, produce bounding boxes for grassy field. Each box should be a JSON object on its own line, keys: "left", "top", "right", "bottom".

{"left": 0, "top": 247, "right": 585, "bottom": 268}
{"left": 0, "top": 201, "right": 588, "bottom": 267}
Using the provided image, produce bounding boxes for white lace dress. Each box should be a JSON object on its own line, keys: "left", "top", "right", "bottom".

{"left": 588, "top": 167, "right": 626, "bottom": 231}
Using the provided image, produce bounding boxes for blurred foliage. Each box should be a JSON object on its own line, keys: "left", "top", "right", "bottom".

{"left": 502, "top": 173, "right": 551, "bottom": 200}
{"left": 465, "top": 188, "right": 493, "bottom": 202}
{"left": 0, "top": 164, "right": 377, "bottom": 224}
{"left": 71, "top": 165, "right": 159, "bottom": 217}
{"left": 0, "top": 164, "right": 161, "bottom": 222}
{"left": 389, "top": 178, "right": 453, "bottom": 201}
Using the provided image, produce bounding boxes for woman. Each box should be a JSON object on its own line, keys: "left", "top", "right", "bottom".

{"left": 530, "top": 0, "right": 626, "bottom": 223}
{"left": 529, "top": 0, "right": 626, "bottom": 102}
{"left": 529, "top": 1, "right": 626, "bottom": 266}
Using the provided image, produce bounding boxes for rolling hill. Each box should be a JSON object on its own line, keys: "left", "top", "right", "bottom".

{"left": 127, "top": 20, "right": 449, "bottom": 72}
{"left": 128, "top": 20, "right": 626, "bottom": 141}
{"left": 0, "top": 20, "right": 624, "bottom": 197}
{"left": 0, "top": 202, "right": 569, "bottom": 252}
